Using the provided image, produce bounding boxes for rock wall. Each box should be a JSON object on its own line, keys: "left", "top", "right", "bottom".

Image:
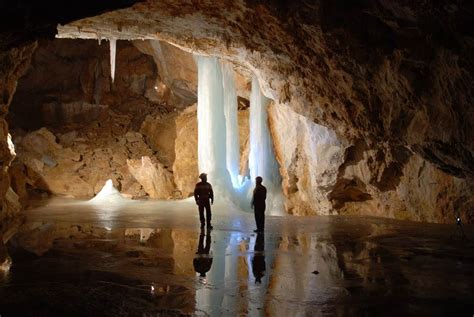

{"left": 8, "top": 39, "right": 162, "bottom": 130}
{"left": 0, "top": 42, "right": 37, "bottom": 269}
{"left": 269, "top": 103, "right": 346, "bottom": 216}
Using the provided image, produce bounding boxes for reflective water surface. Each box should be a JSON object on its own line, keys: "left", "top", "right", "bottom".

{"left": 1, "top": 199, "right": 473, "bottom": 316}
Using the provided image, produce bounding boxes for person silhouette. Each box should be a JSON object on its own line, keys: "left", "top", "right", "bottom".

{"left": 193, "top": 230, "right": 213, "bottom": 278}
{"left": 252, "top": 232, "right": 266, "bottom": 284}
{"left": 251, "top": 176, "right": 267, "bottom": 233}
{"left": 194, "top": 173, "right": 214, "bottom": 230}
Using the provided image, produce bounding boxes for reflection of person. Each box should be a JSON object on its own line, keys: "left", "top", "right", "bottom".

{"left": 194, "top": 173, "right": 214, "bottom": 230}
{"left": 193, "top": 230, "right": 213, "bottom": 278}
{"left": 252, "top": 232, "right": 265, "bottom": 284}
{"left": 251, "top": 176, "right": 267, "bottom": 232}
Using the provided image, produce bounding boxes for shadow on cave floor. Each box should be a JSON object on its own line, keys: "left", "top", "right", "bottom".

{"left": 1, "top": 199, "right": 474, "bottom": 316}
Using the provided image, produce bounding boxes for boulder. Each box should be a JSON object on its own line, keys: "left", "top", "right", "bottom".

{"left": 127, "top": 156, "right": 174, "bottom": 199}
{"left": 140, "top": 113, "right": 177, "bottom": 167}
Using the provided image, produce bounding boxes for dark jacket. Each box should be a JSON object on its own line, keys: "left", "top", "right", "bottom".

{"left": 194, "top": 181, "right": 214, "bottom": 205}
{"left": 252, "top": 184, "right": 267, "bottom": 210}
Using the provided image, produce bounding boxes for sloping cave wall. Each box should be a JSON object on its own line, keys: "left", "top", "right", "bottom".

{"left": 54, "top": 0, "right": 473, "bottom": 223}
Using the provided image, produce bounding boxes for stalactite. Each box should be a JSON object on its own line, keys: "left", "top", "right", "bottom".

{"left": 109, "top": 38, "right": 116, "bottom": 83}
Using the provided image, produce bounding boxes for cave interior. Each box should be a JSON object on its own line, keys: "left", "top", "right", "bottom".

{"left": 0, "top": 1, "right": 473, "bottom": 316}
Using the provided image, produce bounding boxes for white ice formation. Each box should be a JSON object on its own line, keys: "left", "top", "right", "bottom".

{"left": 109, "top": 39, "right": 116, "bottom": 83}
{"left": 197, "top": 56, "right": 283, "bottom": 215}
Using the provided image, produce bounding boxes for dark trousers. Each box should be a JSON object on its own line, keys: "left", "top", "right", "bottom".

{"left": 198, "top": 202, "right": 212, "bottom": 226}
{"left": 254, "top": 207, "right": 265, "bottom": 231}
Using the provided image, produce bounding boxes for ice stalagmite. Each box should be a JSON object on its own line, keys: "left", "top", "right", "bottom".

{"left": 197, "top": 56, "right": 233, "bottom": 197}
{"left": 109, "top": 39, "right": 116, "bottom": 83}
{"left": 222, "top": 62, "right": 240, "bottom": 188}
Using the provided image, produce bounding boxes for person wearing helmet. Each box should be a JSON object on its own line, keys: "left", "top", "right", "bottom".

{"left": 193, "top": 173, "right": 214, "bottom": 230}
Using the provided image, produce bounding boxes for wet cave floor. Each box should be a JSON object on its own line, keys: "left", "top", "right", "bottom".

{"left": 1, "top": 198, "right": 473, "bottom": 316}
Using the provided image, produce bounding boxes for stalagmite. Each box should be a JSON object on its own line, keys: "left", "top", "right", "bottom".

{"left": 89, "top": 179, "right": 125, "bottom": 204}
{"left": 109, "top": 38, "right": 116, "bottom": 83}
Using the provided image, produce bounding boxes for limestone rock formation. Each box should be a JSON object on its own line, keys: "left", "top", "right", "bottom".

{"left": 0, "top": 42, "right": 36, "bottom": 256}
{"left": 133, "top": 40, "right": 198, "bottom": 108}
{"left": 173, "top": 105, "right": 199, "bottom": 197}
{"left": 10, "top": 119, "right": 162, "bottom": 199}
{"left": 269, "top": 103, "right": 345, "bottom": 216}
{"left": 140, "top": 113, "right": 177, "bottom": 167}
{"left": 8, "top": 39, "right": 162, "bottom": 130}
{"left": 127, "top": 156, "right": 175, "bottom": 199}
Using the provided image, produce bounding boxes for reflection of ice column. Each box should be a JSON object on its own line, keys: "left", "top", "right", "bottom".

{"left": 222, "top": 62, "right": 240, "bottom": 187}
{"left": 248, "top": 76, "right": 283, "bottom": 214}
{"left": 109, "top": 39, "right": 116, "bottom": 83}
{"left": 197, "top": 56, "right": 233, "bottom": 196}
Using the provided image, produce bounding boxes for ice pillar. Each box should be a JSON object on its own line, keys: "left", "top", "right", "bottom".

{"left": 248, "top": 76, "right": 283, "bottom": 215}
{"left": 222, "top": 63, "right": 240, "bottom": 187}
{"left": 249, "top": 76, "right": 280, "bottom": 186}
{"left": 197, "top": 56, "right": 233, "bottom": 195}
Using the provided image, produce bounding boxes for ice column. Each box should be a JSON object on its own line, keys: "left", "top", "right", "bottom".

{"left": 249, "top": 76, "right": 280, "bottom": 185}
{"left": 109, "top": 39, "right": 116, "bottom": 83}
{"left": 248, "top": 76, "right": 283, "bottom": 215}
{"left": 222, "top": 62, "right": 240, "bottom": 187}
{"left": 197, "top": 56, "right": 233, "bottom": 195}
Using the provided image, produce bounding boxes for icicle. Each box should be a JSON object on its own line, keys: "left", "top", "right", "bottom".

{"left": 109, "top": 38, "right": 116, "bottom": 83}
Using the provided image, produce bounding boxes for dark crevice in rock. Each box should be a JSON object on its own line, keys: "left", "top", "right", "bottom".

{"left": 328, "top": 177, "right": 372, "bottom": 209}
{"left": 412, "top": 142, "right": 474, "bottom": 178}
{"left": 371, "top": 145, "right": 412, "bottom": 192}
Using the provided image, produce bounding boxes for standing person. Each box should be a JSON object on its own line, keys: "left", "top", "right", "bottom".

{"left": 194, "top": 173, "right": 214, "bottom": 230}
{"left": 251, "top": 176, "right": 267, "bottom": 232}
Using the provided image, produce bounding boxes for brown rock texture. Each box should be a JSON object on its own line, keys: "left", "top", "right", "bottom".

{"left": 140, "top": 112, "right": 178, "bottom": 167}
{"left": 127, "top": 156, "right": 175, "bottom": 199}
{"left": 269, "top": 103, "right": 346, "bottom": 216}
{"left": 8, "top": 39, "right": 162, "bottom": 130}
{"left": 0, "top": 42, "right": 36, "bottom": 252}
{"left": 173, "top": 105, "right": 199, "bottom": 197}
